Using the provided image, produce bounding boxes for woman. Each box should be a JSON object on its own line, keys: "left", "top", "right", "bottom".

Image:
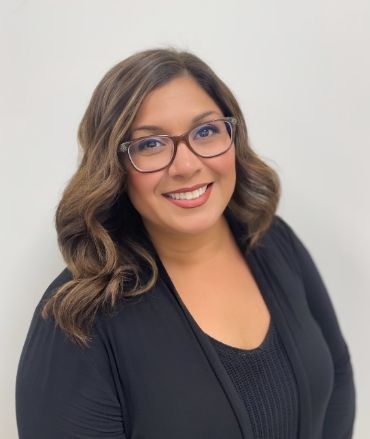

{"left": 16, "top": 48, "right": 355, "bottom": 439}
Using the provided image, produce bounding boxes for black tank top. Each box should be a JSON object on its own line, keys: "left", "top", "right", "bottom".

{"left": 207, "top": 320, "right": 299, "bottom": 439}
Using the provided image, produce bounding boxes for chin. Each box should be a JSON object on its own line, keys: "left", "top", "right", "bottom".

{"left": 165, "top": 212, "right": 223, "bottom": 236}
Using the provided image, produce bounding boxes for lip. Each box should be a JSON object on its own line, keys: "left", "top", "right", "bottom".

{"left": 163, "top": 182, "right": 213, "bottom": 208}
{"left": 162, "top": 182, "right": 212, "bottom": 195}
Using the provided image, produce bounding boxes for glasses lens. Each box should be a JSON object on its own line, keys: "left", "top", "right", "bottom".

{"left": 189, "top": 120, "right": 233, "bottom": 157}
{"left": 129, "top": 136, "right": 173, "bottom": 172}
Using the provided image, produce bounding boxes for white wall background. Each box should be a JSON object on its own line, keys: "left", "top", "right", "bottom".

{"left": 1, "top": 0, "right": 369, "bottom": 437}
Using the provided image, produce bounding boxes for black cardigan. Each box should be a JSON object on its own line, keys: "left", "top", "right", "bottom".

{"left": 16, "top": 213, "right": 356, "bottom": 438}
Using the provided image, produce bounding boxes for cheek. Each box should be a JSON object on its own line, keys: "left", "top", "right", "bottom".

{"left": 127, "top": 170, "right": 143, "bottom": 195}
{"left": 126, "top": 170, "right": 161, "bottom": 213}
{"left": 212, "top": 146, "right": 236, "bottom": 182}
{"left": 219, "top": 149, "right": 237, "bottom": 197}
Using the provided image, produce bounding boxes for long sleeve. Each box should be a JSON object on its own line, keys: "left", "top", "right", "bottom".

{"left": 281, "top": 218, "right": 356, "bottom": 438}
{"left": 16, "top": 271, "right": 127, "bottom": 439}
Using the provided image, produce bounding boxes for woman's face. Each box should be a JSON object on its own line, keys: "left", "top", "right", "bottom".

{"left": 125, "top": 75, "right": 236, "bottom": 238}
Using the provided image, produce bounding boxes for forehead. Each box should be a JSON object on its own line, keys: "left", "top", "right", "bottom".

{"left": 131, "top": 75, "right": 222, "bottom": 133}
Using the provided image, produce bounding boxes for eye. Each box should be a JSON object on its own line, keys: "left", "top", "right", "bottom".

{"left": 138, "top": 138, "right": 160, "bottom": 150}
{"left": 135, "top": 137, "right": 165, "bottom": 153}
{"left": 193, "top": 123, "right": 220, "bottom": 139}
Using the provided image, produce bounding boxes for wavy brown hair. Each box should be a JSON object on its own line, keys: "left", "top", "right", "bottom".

{"left": 42, "top": 47, "right": 281, "bottom": 346}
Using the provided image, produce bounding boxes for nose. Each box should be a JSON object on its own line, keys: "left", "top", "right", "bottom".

{"left": 167, "top": 140, "right": 203, "bottom": 177}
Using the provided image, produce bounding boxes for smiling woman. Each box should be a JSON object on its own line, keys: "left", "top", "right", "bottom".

{"left": 16, "top": 48, "right": 355, "bottom": 439}
{"left": 124, "top": 76, "right": 237, "bottom": 239}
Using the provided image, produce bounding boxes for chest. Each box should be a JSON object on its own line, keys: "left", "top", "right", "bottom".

{"left": 112, "top": 248, "right": 335, "bottom": 439}
{"left": 163, "top": 253, "right": 271, "bottom": 350}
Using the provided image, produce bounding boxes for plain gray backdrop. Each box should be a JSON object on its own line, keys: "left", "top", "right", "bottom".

{"left": 1, "top": 0, "right": 369, "bottom": 437}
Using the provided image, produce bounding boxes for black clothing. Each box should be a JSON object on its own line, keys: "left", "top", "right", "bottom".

{"left": 16, "top": 212, "right": 356, "bottom": 438}
{"left": 208, "top": 320, "right": 299, "bottom": 438}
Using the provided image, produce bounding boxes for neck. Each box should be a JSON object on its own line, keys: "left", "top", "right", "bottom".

{"left": 143, "top": 215, "right": 235, "bottom": 268}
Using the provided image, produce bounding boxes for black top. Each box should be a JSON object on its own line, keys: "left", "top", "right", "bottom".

{"left": 16, "top": 213, "right": 356, "bottom": 438}
{"left": 208, "top": 320, "right": 299, "bottom": 438}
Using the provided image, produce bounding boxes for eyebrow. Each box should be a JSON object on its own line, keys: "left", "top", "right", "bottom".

{"left": 131, "top": 110, "right": 222, "bottom": 134}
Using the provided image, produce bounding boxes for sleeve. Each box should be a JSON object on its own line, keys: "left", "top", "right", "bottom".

{"left": 278, "top": 217, "right": 356, "bottom": 438}
{"left": 16, "top": 271, "right": 127, "bottom": 439}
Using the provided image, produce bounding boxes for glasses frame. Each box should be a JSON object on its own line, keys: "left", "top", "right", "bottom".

{"left": 118, "top": 116, "right": 238, "bottom": 173}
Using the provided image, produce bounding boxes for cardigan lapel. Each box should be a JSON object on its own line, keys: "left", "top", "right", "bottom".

{"left": 246, "top": 249, "right": 312, "bottom": 439}
{"left": 226, "top": 209, "right": 312, "bottom": 438}
{"left": 153, "top": 239, "right": 313, "bottom": 439}
{"left": 155, "top": 254, "right": 255, "bottom": 439}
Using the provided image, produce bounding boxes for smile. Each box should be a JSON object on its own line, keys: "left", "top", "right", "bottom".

{"left": 165, "top": 184, "right": 208, "bottom": 200}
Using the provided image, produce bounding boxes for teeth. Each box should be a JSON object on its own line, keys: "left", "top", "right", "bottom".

{"left": 167, "top": 185, "right": 208, "bottom": 200}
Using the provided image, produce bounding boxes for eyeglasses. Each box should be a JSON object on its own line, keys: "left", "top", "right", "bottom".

{"left": 119, "top": 117, "right": 238, "bottom": 173}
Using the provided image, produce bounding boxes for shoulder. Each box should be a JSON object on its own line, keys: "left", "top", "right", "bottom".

{"left": 17, "top": 268, "right": 123, "bottom": 425}
{"left": 265, "top": 214, "right": 296, "bottom": 242}
{"left": 18, "top": 267, "right": 116, "bottom": 379}
{"left": 266, "top": 215, "right": 317, "bottom": 269}
{"left": 21, "top": 265, "right": 153, "bottom": 357}
{"left": 257, "top": 214, "right": 298, "bottom": 255}
{"left": 16, "top": 269, "right": 126, "bottom": 437}
{"left": 246, "top": 214, "right": 309, "bottom": 278}
{"left": 34, "top": 267, "right": 73, "bottom": 311}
